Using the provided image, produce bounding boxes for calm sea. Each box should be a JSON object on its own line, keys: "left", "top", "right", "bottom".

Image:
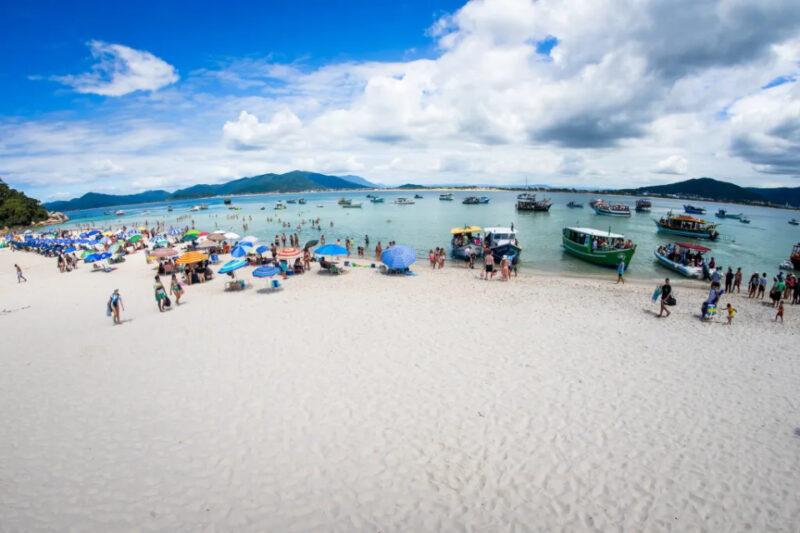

{"left": 53, "top": 190, "right": 800, "bottom": 280}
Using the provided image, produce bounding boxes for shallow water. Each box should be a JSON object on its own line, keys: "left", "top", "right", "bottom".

{"left": 55, "top": 190, "right": 800, "bottom": 279}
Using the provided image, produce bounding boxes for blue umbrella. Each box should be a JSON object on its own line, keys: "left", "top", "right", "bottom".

{"left": 313, "top": 244, "right": 348, "bottom": 256}
{"left": 256, "top": 245, "right": 270, "bottom": 255}
{"left": 64, "top": 246, "right": 76, "bottom": 253}
{"left": 218, "top": 259, "right": 248, "bottom": 274}
{"left": 98, "top": 252, "right": 112, "bottom": 260}
{"left": 381, "top": 245, "right": 417, "bottom": 270}
{"left": 231, "top": 245, "right": 248, "bottom": 258}
{"left": 84, "top": 253, "right": 101, "bottom": 263}
{"left": 252, "top": 266, "right": 281, "bottom": 278}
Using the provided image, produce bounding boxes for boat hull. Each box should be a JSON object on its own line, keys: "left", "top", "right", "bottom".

{"left": 451, "top": 243, "right": 483, "bottom": 260}
{"left": 593, "top": 206, "right": 631, "bottom": 217}
{"left": 653, "top": 220, "right": 718, "bottom": 240}
{"left": 653, "top": 250, "right": 703, "bottom": 278}
{"left": 562, "top": 237, "right": 636, "bottom": 268}
{"left": 491, "top": 243, "right": 521, "bottom": 265}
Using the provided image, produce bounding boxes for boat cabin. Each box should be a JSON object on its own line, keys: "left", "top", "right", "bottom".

{"left": 564, "top": 227, "right": 631, "bottom": 250}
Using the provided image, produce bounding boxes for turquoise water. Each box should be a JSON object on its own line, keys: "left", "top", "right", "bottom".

{"left": 55, "top": 190, "right": 800, "bottom": 279}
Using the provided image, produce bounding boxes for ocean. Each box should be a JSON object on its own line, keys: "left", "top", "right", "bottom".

{"left": 54, "top": 190, "right": 800, "bottom": 280}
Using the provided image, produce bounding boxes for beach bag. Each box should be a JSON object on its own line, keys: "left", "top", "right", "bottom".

{"left": 106, "top": 301, "right": 112, "bottom": 317}
{"left": 666, "top": 295, "right": 676, "bottom": 306}
{"left": 164, "top": 296, "right": 171, "bottom": 308}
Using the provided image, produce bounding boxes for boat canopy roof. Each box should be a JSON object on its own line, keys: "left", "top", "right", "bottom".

{"left": 675, "top": 242, "right": 711, "bottom": 252}
{"left": 483, "top": 226, "right": 513, "bottom": 234}
{"left": 566, "top": 227, "right": 625, "bottom": 239}
{"left": 450, "top": 225, "right": 482, "bottom": 235}
{"left": 669, "top": 214, "right": 709, "bottom": 223}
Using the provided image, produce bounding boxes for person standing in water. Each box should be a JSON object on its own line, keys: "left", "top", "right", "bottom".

{"left": 616, "top": 257, "right": 626, "bottom": 284}
{"left": 14, "top": 264, "right": 27, "bottom": 283}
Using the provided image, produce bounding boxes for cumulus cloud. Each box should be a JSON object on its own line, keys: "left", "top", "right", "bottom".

{"left": 53, "top": 40, "right": 178, "bottom": 96}
{"left": 222, "top": 109, "right": 303, "bottom": 150}
{"left": 654, "top": 155, "right": 689, "bottom": 175}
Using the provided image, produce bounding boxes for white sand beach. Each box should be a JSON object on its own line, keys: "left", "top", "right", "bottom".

{"left": 1, "top": 248, "right": 799, "bottom": 531}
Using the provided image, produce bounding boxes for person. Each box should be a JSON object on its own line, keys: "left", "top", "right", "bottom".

{"left": 154, "top": 275, "right": 168, "bottom": 312}
{"left": 500, "top": 255, "right": 510, "bottom": 281}
{"left": 437, "top": 248, "right": 445, "bottom": 269}
{"left": 616, "top": 258, "right": 625, "bottom": 284}
{"left": 757, "top": 273, "right": 767, "bottom": 299}
{"left": 726, "top": 303, "right": 736, "bottom": 325}
{"left": 733, "top": 268, "right": 742, "bottom": 293}
{"left": 108, "top": 289, "right": 124, "bottom": 325}
{"left": 724, "top": 267, "right": 734, "bottom": 293}
{"left": 468, "top": 249, "right": 475, "bottom": 269}
{"left": 710, "top": 267, "right": 722, "bottom": 287}
{"left": 375, "top": 242, "right": 383, "bottom": 261}
{"left": 659, "top": 278, "right": 672, "bottom": 318}
{"left": 429, "top": 249, "right": 437, "bottom": 268}
{"left": 482, "top": 251, "right": 495, "bottom": 280}
{"left": 15, "top": 264, "right": 27, "bottom": 283}
{"left": 773, "top": 276, "right": 786, "bottom": 308}
{"left": 775, "top": 301, "right": 784, "bottom": 323}
{"left": 748, "top": 272, "right": 759, "bottom": 298}
{"left": 702, "top": 286, "right": 724, "bottom": 320}
{"left": 303, "top": 248, "right": 311, "bottom": 271}
{"left": 170, "top": 273, "right": 183, "bottom": 305}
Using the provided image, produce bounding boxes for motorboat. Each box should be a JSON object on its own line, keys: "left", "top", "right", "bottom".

{"left": 562, "top": 227, "right": 636, "bottom": 268}
{"left": 450, "top": 226, "right": 484, "bottom": 260}
{"left": 414, "top": 194, "right": 423, "bottom": 199}
{"left": 567, "top": 201, "right": 583, "bottom": 208}
{"left": 439, "top": 193, "right": 454, "bottom": 201}
{"left": 463, "top": 196, "right": 489, "bottom": 205}
{"left": 395, "top": 197, "right": 415, "bottom": 205}
{"left": 483, "top": 227, "right": 521, "bottom": 264}
{"left": 517, "top": 197, "right": 552, "bottom": 211}
{"left": 593, "top": 202, "right": 631, "bottom": 217}
{"left": 715, "top": 209, "right": 742, "bottom": 219}
{"left": 653, "top": 242, "right": 710, "bottom": 278}
{"left": 342, "top": 201, "right": 363, "bottom": 208}
{"left": 654, "top": 212, "right": 719, "bottom": 240}
{"left": 635, "top": 199, "right": 652, "bottom": 212}
{"left": 739, "top": 216, "right": 751, "bottom": 224}
{"left": 789, "top": 218, "right": 800, "bottom": 226}
{"left": 370, "top": 196, "right": 385, "bottom": 203}
{"left": 683, "top": 205, "right": 706, "bottom": 214}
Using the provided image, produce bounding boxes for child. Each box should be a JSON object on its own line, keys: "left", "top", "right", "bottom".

{"left": 775, "top": 302, "right": 784, "bottom": 323}
{"left": 726, "top": 303, "right": 736, "bottom": 325}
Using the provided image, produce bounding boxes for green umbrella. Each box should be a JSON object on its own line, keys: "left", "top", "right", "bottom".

{"left": 185, "top": 229, "right": 200, "bottom": 236}
{"left": 80, "top": 250, "right": 92, "bottom": 258}
{"left": 128, "top": 234, "right": 142, "bottom": 243}
{"left": 182, "top": 233, "right": 199, "bottom": 242}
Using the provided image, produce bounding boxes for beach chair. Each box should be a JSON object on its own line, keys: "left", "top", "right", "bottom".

{"left": 210, "top": 253, "right": 220, "bottom": 264}
{"left": 225, "top": 279, "right": 246, "bottom": 291}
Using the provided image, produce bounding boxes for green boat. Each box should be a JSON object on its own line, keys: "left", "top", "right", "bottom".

{"left": 562, "top": 227, "right": 636, "bottom": 268}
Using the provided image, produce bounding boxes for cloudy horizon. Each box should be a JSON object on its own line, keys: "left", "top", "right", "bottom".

{"left": 2, "top": 0, "right": 800, "bottom": 201}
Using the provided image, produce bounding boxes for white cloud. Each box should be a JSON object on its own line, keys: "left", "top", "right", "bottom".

{"left": 222, "top": 109, "right": 303, "bottom": 150}
{"left": 53, "top": 40, "right": 178, "bottom": 96}
{"left": 654, "top": 155, "right": 689, "bottom": 175}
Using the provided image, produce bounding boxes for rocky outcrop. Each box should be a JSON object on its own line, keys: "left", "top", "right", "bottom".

{"left": 34, "top": 211, "right": 69, "bottom": 226}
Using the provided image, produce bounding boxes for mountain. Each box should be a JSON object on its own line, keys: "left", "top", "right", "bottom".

{"left": 45, "top": 190, "right": 171, "bottom": 211}
{"left": 0, "top": 179, "right": 50, "bottom": 227}
{"left": 339, "top": 174, "right": 383, "bottom": 188}
{"left": 44, "top": 171, "right": 369, "bottom": 211}
{"left": 397, "top": 183, "right": 427, "bottom": 189}
{"left": 620, "top": 177, "right": 783, "bottom": 204}
{"left": 745, "top": 186, "right": 800, "bottom": 208}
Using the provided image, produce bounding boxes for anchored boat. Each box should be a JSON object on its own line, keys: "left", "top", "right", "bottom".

{"left": 414, "top": 194, "right": 423, "bottom": 199}
{"left": 483, "top": 227, "right": 521, "bottom": 264}
{"left": 516, "top": 197, "right": 552, "bottom": 211}
{"left": 342, "top": 201, "right": 363, "bottom": 208}
{"left": 439, "top": 193, "right": 454, "bottom": 201}
{"left": 635, "top": 199, "right": 652, "bottom": 212}
{"left": 562, "top": 227, "right": 636, "bottom": 268}
{"left": 654, "top": 242, "right": 710, "bottom": 278}
{"left": 395, "top": 197, "right": 415, "bottom": 205}
{"left": 683, "top": 204, "right": 706, "bottom": 214}
{"left": 463, "top": 196, "right": 490, "bottom": 205}
{"left": 789, "top": 218, "right": 799, "bottom": 226}
{"left": 370, "top": 196, "right": 385, "bottom": 203}
{"left": 654, "top": 212, "right": 719, "bottom": 240}
{"left": 450, "top": 226, "right": 484, "bottom": 260}
{"left": 739, "top": 216, "right": 751, "bottom": 224}
{"left": 715, "top": 209, "right": 742, "bottom": 219}
{"left": 593, "top": 202, "right": 631, "bottom": 217}
{"left": 566, "top": 201, "right": 584, "bottom": 208}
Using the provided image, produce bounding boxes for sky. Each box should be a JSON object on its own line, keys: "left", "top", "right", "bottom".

{"left": 1, "top": 0, "right": 800, "bottom": 201}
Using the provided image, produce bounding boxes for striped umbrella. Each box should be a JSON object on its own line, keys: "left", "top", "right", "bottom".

{"left": 151, "top": 248, "right": 178, "bottom": 258}
{"left": 276, "top": 247, "right": 301, "bottom": 258}
{"left": 175, "top": 251, "right": 208, "bottom": 265}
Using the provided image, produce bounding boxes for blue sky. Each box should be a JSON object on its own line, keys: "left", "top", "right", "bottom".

{"left": 1, "top": 0, "right": 799, "bottom": 201}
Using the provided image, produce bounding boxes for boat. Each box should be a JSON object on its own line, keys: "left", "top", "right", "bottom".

{"left": 190, "top": 204, "right": 209, "bottom": 212}
{"left": 739, "top": 216, "right": 751, "bottom": 224}
{"left": 395, "top": 197, "right": 415, "bottom": 205}
{"left": 790, "top": 243, "right": 800, "bottom": 270}
{"left": 167, "top": 206, "right": 173, "bottom": 212}
{"left": 566, "top": 201, "right": 583, "bottom": 208}
{"left": 342, "top": 201, "right": 363, "bottom": 208}
{"left": 790, "top": 218, "right": 800, "bottom": 226}
{"left": 593, "top": 202, "right": 631, "bottom": 217}
{"left": 588, "top": 198, "right": 604, "bottom": 208}
{"left": 635, "top": 199, "right": 652, "bottom": 212}
{"left": 414, "top": 194, "right": 423, "bottom": 199}
{"left": 286, "top": 199, "right": 298, "bottom": 204}
{"left": 223, "top": 198, "right": 232, "bottom": 205}
{"left": 439, "top": 193, "right": 454, "bottom": 201}
{"left": 483, "top": 227, "right": 521, "bottom": 264}
{"left": 683, "top": 205, "right": 706, "bottom": 214}
{"left": 298, "top": 198, "right": 306, "bottom": 205}
{"left": 517, "top": 197, "right": 552, "bottom": 211}
{"left": 337, "top": 198, "right": 351, "bottom": 206}
{"left": 450, "top": 226, "right": 484, "bottom": 260}
{"left": 562, "top": 227, "right": 636, "bottom": 268}
{"left": 715, "top": 209, "right": 742, "bottom": 219}
{"left": 654, "top": 212, "right": 719, "bottom": 240}
{"left": 228, "top": 206, "right": 241, "bottom": 211}
{"left": 114, "top": 210, "right": 126, "bottom": 216}
{"left": 653, "top": 242, "right": 710, "bottom": 278}
{"left": 370, "top": 196, "right": 385, "bottom": 203}
{"left": 517, "top": 192, "right": 537, "bottom": 201}
{"left": 260, "top": 207, "right": 265, "bottom": 210}
{"left": 463, "top": 196, "right": 489, "bottom": 205}
{"left": 274, "top": 202, "right": 287, "bottom": 210}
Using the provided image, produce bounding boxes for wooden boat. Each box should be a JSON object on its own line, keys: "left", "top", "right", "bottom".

{"left": 683, "top": 204, "right": 706, "bottom": 214}
{"left": 414, "top": 194, "right": 423, "bottom": 199}
{"left": 517, "top": 197, "right": 552, "bottom": 211}
{"left": 484, "top": 227, "right": 521, "bottom": 264}
{"left": 790, "top": 243, "right": 800, "bottom": 270}
{"left": 654, "top": 212, "right": 719, "bottom": 240}
{"left": 593, "top": 202, "right": 631, "bottom": 217}
{"left": 789, "top": 218, "right": 800, "bottom": 226}
{"left": 342, "top": 201, "right": 363, "bottom": 208}
{"left": 370, "top": 196, "right": 385, "bottom": 203}
{"left": 439, "top": 193, "right": 454, "bottom": 201}
{"left": 463, "top": 196, "right": 489, "bottom": 205}
{"left": 653, "top": 242, "right": 710, "bottom": 278}
{"left": 562, "top": 227, "right": 636, "bottom": 268}
{"left": 715, "top": 209, "right": 742, "bottom": 219}
{"left": 450, "top": 226, "right": 484, "bottom": 260}
{"left": 566, "top": 201, "right": 583, "bottom": 208}
{"left": 635, "top": 199, "right": 652, "bottom": 212}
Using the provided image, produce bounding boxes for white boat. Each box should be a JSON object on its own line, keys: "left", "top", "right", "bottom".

{"left": 593, "top": 202, "right": 631, "bottom": 217}
{"left": 395, "top": 197, "right": 415, "bottom": 205}
{"left": 439, "top": 193, "right": 454, "bottom": 201}
{"left": 275, "top": 202, "right": 287, "bottom": 210}
{"left": 114, "top": 210, "right": 126, "bottom": 216}
{"left": 653, "top": 242, "right": 710, "bottom": 278}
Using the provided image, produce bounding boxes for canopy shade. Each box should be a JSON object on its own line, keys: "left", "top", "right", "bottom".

{"left": 450, "top": 226, "right": 482, "bottom": 235}
{"left": 675, "top": 242, "right": 711, "bottom": 252}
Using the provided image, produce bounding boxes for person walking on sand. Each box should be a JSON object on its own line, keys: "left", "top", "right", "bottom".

{"left": 775, "top": 301, "right": 784, "bottom": 323}
{"left": 615, "top": 257, "right": 625, "bottom": 284}
{"left": 734, "top": 268, "right": 742, "bottom": 293}
{"left": 724, "top": 267, "right": 734, "bottom": 293}
{"left": 170, "top": 273, "right": 183, "bottom": 305}
{"left": 15, "top": 264, "right": 27, "bottom": 283}
{"left": 108, "top": 289, "right": 124, "bottom": 325}
{"left": 725, "top": 303, "right": 736, "bottom": 325}
{"left": 659, "top": 278, "right": 672, "bottom": 318}
{"left": 757, "top": 273, "right": 767, "bottom": 299}
{"left": 482, "top": 250, "right": 495, "bottom": 280}
{"left": 154, "top": 275, "right": 168, "bottom": 312}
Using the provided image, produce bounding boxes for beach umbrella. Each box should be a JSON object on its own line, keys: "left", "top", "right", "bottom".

{"left": 277, "top": 247, "right": 301, "bottom": 258}
{"left": 175, "top": 251, "right": 208, "bottom": 265}
{"left": 238, "top": 240, "right": 254, "bottom": 248}
{"left": 313, "top": 244, "right": 348, "bottom": 256}
{"left": 182, "top": 233, "right": 199, "bottom": 242}
{"left": 208, "top": 233, "right": 226, "bottom": 242}
{"left": 224, "top": 232, "right": 240, "bottom": 240}
{"left": 198, "top": 231, "right": 209, "bottom": 237}
{"left": 98, "top": 252, "right": 112, "bottom": 260}
{"left": 151, "top": 247, "right": 178, "bottom": 258}
{"left": 256, "top": 245, "right": 270, "bottom": 255}
{"left": 303, "top": 239, "right": 319, "bottom": 250}
{"left": 381, "top": 245, "right": 416, "bottom": 270}
{"left": 252, "top": 266, "right": 281, "bottom": 278}
{"left": 240, "top": 235, "right": 258, "bottom": 245}
{"left": 64, "top": 246, "right": 76, "bottom": 253}
{"left": 218, "top": 259, "right": 248, "bottom": 274}
{"left": 231, "top": 245, "right": 248, "bottom": 258}
{"left": 185, "top": 229, "right": 200, "bottom": 235}
{"left": 84, "top": 253, "right": 101, "bottom": 263}
{"left": 128, "top": 234, "right": 142, "bottom": 243}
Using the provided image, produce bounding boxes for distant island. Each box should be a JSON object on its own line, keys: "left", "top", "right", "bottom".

{"left": 42, "top": 173, "right": 800, "bottom": 212}
{"left": 44, "top": 170, "right": 380, "bottom": 212}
